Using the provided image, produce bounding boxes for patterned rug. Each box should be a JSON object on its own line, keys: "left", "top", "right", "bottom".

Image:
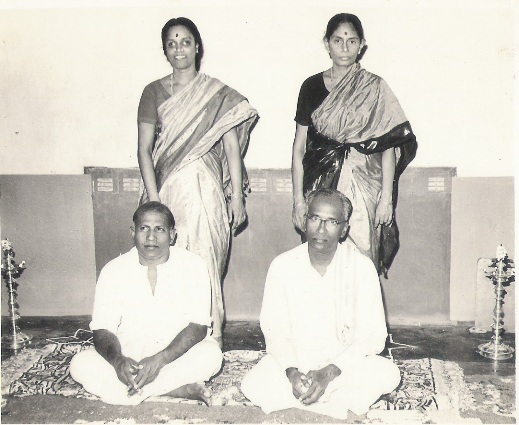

{"left": 464, "top": 374, "right": 516, "bottom": 419}
{"left": 1, "top": 340, "right": 484, "bottom": 416}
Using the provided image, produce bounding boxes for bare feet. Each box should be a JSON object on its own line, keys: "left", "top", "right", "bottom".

{"left": 165, "top": 382, "right": 212, "bottom": 406}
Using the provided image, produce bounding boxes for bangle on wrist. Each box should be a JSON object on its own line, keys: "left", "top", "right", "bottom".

{"left": 230, "top": 192, "right": 243, "bottom": 200}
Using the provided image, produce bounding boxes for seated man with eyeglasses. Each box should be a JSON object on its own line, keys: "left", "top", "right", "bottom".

{"left": 241, "top": 188, "right": 400, "bottom": 420}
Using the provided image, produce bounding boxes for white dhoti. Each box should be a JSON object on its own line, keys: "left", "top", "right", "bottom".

{"left": 70, "top": 339, "right": 222, "bottom": 405}
{"left": 241, "top": 353, "right": 400, "bottom": 419}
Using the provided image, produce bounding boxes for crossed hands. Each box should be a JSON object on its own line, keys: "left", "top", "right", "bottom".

{"left": 286, "top": 364, "right": 341, "bottom": 405}
{"left": 114, "top": 353, "right": 166, "bottom": 397}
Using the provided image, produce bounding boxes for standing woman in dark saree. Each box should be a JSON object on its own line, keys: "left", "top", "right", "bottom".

{"left": 138, "top": 17, "right": 258, "bottom": 347}
{"left": 291, "top": 13, "right": 417, "bottom": 276}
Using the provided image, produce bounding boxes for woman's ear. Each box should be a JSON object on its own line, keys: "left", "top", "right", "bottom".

{"left": 357, "top": 42, "right": 368, "bottom": 62}
{"left": 323, "top": 37, "right": 330, "bottom": 53}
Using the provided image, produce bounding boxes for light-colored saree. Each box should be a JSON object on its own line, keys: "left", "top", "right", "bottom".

{"left": 303, "top": 64, "right": 417, "bottom": 274}
{"left": 140, "top": 73, "right": 258, "bottom": 338}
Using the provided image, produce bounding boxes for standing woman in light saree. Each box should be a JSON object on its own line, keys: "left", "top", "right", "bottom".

{"left": 291, "top": 13, "right": 417, "bottom": 276}
{"left": 137, "top": 17, "right": 258, "bottom": 347}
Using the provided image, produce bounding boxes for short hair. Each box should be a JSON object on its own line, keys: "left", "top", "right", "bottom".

{"left": 306, "top": 188, "right": 353, "bottom": 222}
{"left": 133, "top": 201, "right": 175, "bottom": 229}
{"left": 161, "top": 17, "right": 204, "bottom": 71}
{"left": 324, "top": 13, "right": 367, "bottom": 62}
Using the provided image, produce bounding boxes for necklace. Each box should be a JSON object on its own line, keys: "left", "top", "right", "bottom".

{"left": 170, "top": 71, "right": 198, "bottom": 95}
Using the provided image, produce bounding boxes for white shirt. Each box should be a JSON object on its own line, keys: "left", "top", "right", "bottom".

{"left": 260, "top": 241, "right": 388, "bottom": 373}
{"left": 90, "top": 246, "right": 212, "bottom": 361}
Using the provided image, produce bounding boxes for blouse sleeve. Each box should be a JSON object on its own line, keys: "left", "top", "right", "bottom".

{"left": 294, "top": 73, "right": 329, "bottom": 126}
{"left": 294, "top": 78, "right": 313, "bottom": 126}
{"left": 137, "top": 83, "right": 159, "bottom": 125}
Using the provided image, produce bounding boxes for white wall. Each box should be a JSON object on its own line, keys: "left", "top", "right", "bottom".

{"left": 450, "top": 177, "right": 515, "bottom": 323}
{"left": 0, "top": 0, "right": 517, "bottom": 177}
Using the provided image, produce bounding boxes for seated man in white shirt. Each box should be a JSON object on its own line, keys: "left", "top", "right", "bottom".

{"left": 241, "top": 188, "right": 400, "bottom": 419}
{"left": 70, "top": 201, "right": 222, "bottom": 405}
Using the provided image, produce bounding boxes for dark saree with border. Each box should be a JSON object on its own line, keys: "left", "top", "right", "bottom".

{"left": 303, "top": 64, "right": 417, "bottom": 276}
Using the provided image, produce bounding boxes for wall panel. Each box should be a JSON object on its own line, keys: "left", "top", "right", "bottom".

{"left": 2, "top": 170, "right": 512, "bottom": 324}
{"left": 382, "top": 167, "right": 456, "bottom": 325}
{"left": 85, "top": 167, "right": 455, "bottom": 323}
{"left": 450, "top": 177, "right": 515, "bottom": 323}
{"left": 0, "top": 175, "right": 96, "bottom": 316}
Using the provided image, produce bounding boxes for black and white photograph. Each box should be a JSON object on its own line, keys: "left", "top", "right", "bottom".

{"left": 1, "top": 0, "right": 517, "bottom": 423}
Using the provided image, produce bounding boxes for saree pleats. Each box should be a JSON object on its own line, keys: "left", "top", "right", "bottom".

{"left": 140, "top": 74, "right": 258, "bottom": 337}
{"left": 159, "top": 150, "right": 229, "bottom": 337}
{"left": 336, "top": 148, "right": 382, "bottom": 267}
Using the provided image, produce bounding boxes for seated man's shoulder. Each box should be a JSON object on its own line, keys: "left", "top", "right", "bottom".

{"left": 102, "top": 247, "right": 138, "bottom": 271}
{"left": 341, "top": 241, "right": 378, "bottom": 271}
{"left": 169, "top": 245, "right": 206, "bottom": 267}
{"left": 270, "top": 243, "right": 307, "bottom": 268}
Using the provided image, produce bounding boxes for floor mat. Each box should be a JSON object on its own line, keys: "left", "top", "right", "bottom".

{"left": 464, "top": 374, "right": 516, "bottom": 420}
{"left": 1, "top": 342, "right": 492, "bottom": 417}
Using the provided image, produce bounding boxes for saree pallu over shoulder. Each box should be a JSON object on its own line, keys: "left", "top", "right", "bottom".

{"left": 312, "top": 64, "right": 408, "bottom": 143}
{"left": 140, "top": 73, "right": 258, "bottom": 204}
{"left": 304, "top": 63, "right": 417, "bottom": 194}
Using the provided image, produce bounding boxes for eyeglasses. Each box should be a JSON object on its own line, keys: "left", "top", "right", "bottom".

{"left": 305, "top": 214, "right": 347, "bottom": 228}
